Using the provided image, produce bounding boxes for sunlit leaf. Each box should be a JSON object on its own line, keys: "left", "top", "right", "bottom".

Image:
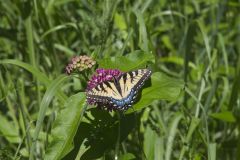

{"left": 210, "top": 111, "right": 236, "bottom": 122}
{"left": 30, "top": 75, "right": 70, "bottom": 159}
{"left": 114, "top": 13, "right": 127, "bottom": 30}
{"left": 128, "top": 72, "right": 184, "bottom": 113}
{"left": 98, "top": 51, "right": 154, "bottom": 71}
{"left": 45, "top": 92, "right": 86, "bottom": 160}
{"left": 0, "top": 113, "right": 20, "bottom": 143}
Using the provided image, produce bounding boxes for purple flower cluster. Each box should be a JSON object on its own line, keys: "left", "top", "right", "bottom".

{"left": 65, "top": 55, "right": 96, "bottom": 74}
{"left": 86, "top": 68, "right": 122, "bottom": 107}
{"left": 86, "top": 68, "right": 122, "bottom": 91}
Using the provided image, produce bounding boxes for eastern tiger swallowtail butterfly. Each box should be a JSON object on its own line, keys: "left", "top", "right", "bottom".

{"left": 86, "top": 69, "right": 152, "bottom": 111}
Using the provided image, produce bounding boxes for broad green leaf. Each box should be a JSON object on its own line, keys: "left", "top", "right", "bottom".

{"left": 30, "top": 75, "right": 70, "bottom": 160}
{"left": 44, "top": 92, "right": 86, "bottom": 160}
{"left": 98, "top": 51, "right": 154, "bottom": 71}
{"left": 0, "top": 113, "right": 20, "bottom": 143}
{"left": 77, "top": 109, "right": 135, "bottom": 160}
{"left": 128, "top": 72, "right": 183, "bottom": 113}
{"left": 210, "top": 111, "right": 236, "bottom": 122}
{"left": 78, "top": 121, "right": 118, "bottom": 160}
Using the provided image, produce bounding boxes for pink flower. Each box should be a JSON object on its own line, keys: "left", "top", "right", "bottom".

{"left": 65, "top": 55, "right": 96, "bottom": 75}
{"left": 86, "top": 68, "right": 122, "bottom": 91}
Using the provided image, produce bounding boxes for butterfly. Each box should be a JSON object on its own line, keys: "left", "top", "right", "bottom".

{"left": 86, "top": 69, "right": 152, "bottom": 111}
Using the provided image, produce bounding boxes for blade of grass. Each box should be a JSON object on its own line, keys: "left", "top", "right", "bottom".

{"left": 196, "top": 19, "right": 211, "bottom": 63}
{"left": 120, "top": 28, "right": 133, "bottom": 55}
{"left": 165, "top": 113, "right": 183, "bottom": 160}
{"left": 16, "top": 80, "right": 31, "bottom": 154}
{"left": 218, "top": 33, "right": 229, "bottom": 74}
{"left": 185, "top": 87, "right": 211, "bottom": 159}
{"left": 209, "top": 143, "right": 216, "bottom": 160}
{"left": 0, "top": 59, "right": 67, "bottom": 102}
{"left": 179, "top": 117, "right": 200, "bottom": 160}
{"left": 133, "top": 9, "right": 149, "bottom": 52}
{"left": 41, "top": 23, "right": 77, "bottom": 39}
{"left": 194, "top": 78, "right": 205, "bottom": 118}
{"left": 183, "top": 22, "right": 197, "bottom": 109}
{"left": 25, "top": 14, "right": 42, "bottom": 111}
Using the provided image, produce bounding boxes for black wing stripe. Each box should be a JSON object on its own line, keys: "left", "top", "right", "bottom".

{"left": 135, "top": 70, "right": 138, "bottom": 76}
{"left": 87, "top": 69, "right": 152, "bottom": 106}
{"left": 103, "top": 81, "right": 119, "bottom": 95}
{"left": 99, "top": 83, "right": 107, "bottom": 92}
{"left": 113, "top": 76, "right": 122, "bottom": 96}
{"left": 104, "top": 81, "right": 113, "bottom": 90}
{"left": 129, "top": 71, "right": 133, "bottom": 80}
{"left": 95, "top": 86, "right": 100, "bottom": 91}
{"left": 123, "top": 73, "right": 127, "bottom": 84}
{"left": 122, "top": 73, "right": 127, "bottom": 93}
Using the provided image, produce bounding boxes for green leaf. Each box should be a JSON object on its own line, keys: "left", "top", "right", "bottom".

{"left": 209, "top": 143, "right": 216, "bottom": 160}
{"left": 144, "top": 125, "right": 157, "bottom": 160}
{"left": 0, "top": 59, "right": 50, "bottom": 85}
{"left": 74, "top": 109, "right": 135, "bottom": 160}
{"left": 114, "top": 13, "right": 127, "bottom": 30}
{"left": 98, "top": 51, "right": 154, "bottom": 71}
{"left": 133, "top": 9, "right": 148, "bottom": 51}
{"left": 160, "top": 56, "right": 197, "bottom": 69}
{"left": 0, "top": 59, "right": 67, "bottom": 102}
{"left": 0, "top": 113, "right": 21, "bottom": 143}
{"left": 161, "top": 35, "right": 176, "bottom": 53}
{"left": 45, "top": 92, "right": 86, "bottom": 160}
{"left": 210, "top": 111, "right": 236, "bottom": 122}
{"left": 41, "top": 23, "right": 77, "bottom": 39}
{"left": 30, "top": 75, "right": 70, "bottom": 160}
{"left": 186, "top": 118, "right": 200, "bottom": 142}
{"left": 165, "top": 113, "right": 183, "bottom": 160}
{"left": 128, "top": 72, "right": 184, "bottom": 113}
{"left": 119, "top": 153, "right": 136, "bottom": 160}
{"left": 179, "top": 117, "right": 200, "bottom": 159}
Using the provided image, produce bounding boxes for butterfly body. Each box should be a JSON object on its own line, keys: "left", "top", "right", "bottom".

{"left": 86, "top": 69, "right": 152, "bottom": 111}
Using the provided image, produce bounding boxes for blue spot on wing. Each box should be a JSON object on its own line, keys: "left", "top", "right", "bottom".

{"left": 110, "top": 89, "right": 136, "bottom": 108}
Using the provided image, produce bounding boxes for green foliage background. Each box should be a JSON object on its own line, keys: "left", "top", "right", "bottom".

{"left": 0, "top": 0, "right": 240, "bottom": 160}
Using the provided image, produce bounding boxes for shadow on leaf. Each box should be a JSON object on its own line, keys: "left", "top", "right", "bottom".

{"left": 64, "top": 108, "right": 136, "bottom": 160}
